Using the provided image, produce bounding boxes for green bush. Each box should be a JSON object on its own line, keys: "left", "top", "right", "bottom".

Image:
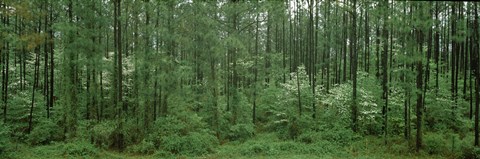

{"left": 237, "top": 139, "right": 342, "bottom": 157}
{"left": 458, "top": 135, "right": 480, "bottom": 159}
{"left": 152, "top": 149, "right": 173, "bottom": 158}
{"left": 318, "top": 125, "right": 359, "bottom": 146}
{"left": 61, "top": 141, "right": 99, "bottom": 158}
{"left": 147, "top": 114, "right": 208, "bottom": 147}
{"left": 0, "top": 123, "right": 11, "bottom": 155}
{"left": 27, "top": 119, "right": 62, "bottom": 145}
{"left": 459, "top": 145, "right": 480, "bottom": 159}
{"left": 297, "top": 131, "right": 321, "bottom": 144}
{"left": 272, "top": 116, "right": 311, "bottom": 140}
{"left": 227, "top": 124, "right": 255, "bottom": 142}
{"left": 275, "top": 141, "right": 298, "bottom": 152}
{"left": 240, "top": 142, "right": 271, "bottom": 156}
{"left": 127, "top": 139, "right": 156, "bottom": 154}
{"left": 424, "top": 133, "right": 448, "bottom": 155}
{"left": 123, "top": 119, "right": 143, "bottom": 146}
{"left": 91, "top": 120, "right": 116, "bottom": 149}
{"left": 305, "top": 140, "right": 342, "bottom": 155}
{"left": 161, "top": 131, "right": 218, "bottom": 156}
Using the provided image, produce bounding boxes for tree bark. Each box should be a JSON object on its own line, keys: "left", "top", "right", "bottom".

{"left": 351, "top": 0, "right": 358, "bottom": 132}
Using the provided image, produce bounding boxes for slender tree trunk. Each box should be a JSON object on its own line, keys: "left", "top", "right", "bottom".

{"left": 343, "top": 11, "right": 348, "bottom": 82}
{"left": 43, "top": 1, "right": 49, "bottom": 119}
{"left": 2, "top": 4, "right": 9, "bottom": 123}
{"left": 296, "top": 69, "right": 302, "bottom": 117}
{"left": 29, "top": 24, "right": 41, "bottom": 133}
{"left": 364, "top": 4, "right": 369, "bottom": 73}
{"left": 351, "top": 0, "right": 358, "bottom": 132}
{"left": 253, "top": 10, "right": 259, "bottom": 124}
{"left": 381, "top": 0, "right": 389, "bottom": 145}
{"left": 282, "top": 1, "right": 287, "bottom": 84}
{"left": 310, "top": 0, "right": 316, "bottom": 118}
{"left": 376, "top": 26, "right": 380, "bottom": 79}
{"left": 451, "top": 3, "right": 458, "bottom": 116}
{"left": 113, "top": 0, "right": 124, "bottom": 150}
{"left": 434, "top": 2, "right": 440, "bottom": 94}
{"left": 415, "top": 14, "right": 425, "bottom": 152}
{"left": 474, "top": 2, "right": 479, "bottom": 147}
{"left": 48, "top": 1, "right": 54, "bottom": 118}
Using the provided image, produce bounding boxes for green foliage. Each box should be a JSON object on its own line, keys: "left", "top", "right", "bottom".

{"left": 459, "top": 144, "right": 480, "bottom": 159}
{"left": 424, "top": 133, "right": 448, "bottom": 155}
{"left": 388, "top": 141, "right": 411, "bottom": 155}
{"left": 91, "top": 120, "right": 116, "bottom": 149}
{"left": 3, "top": 1, "right": 480, "bottom": 159}
{"left": 456, "top": 135, "right": 479, "bottom": 159}
{"left": 279, "top": 65, "right": 315, "bottom": 115}
{"left": 147, "top": 114, "right": 208, "bottom": 146}
{"left": 227, "top": 123, "right": 255, "bottom": 142}
{"left": 240, "top": 141, "right": 272, "bottom": 156}
{"left": 256, "top": 85, "right": 284, "bottom": 123}
{"left": 161, "top": 132, "right": 218, "bottom": 156}
{"left": 297, "top": 131, "right": 320, "bottom": 144}
{"left": 142, "top": 113, "right": 218, "bottom": 156}
{"left": 0, "top": 123, "right": 11, "bottom": 155}
{"left": 317, "top": 124, "right": 360, "bottom": 146}
{"left": 229, "top": 133, "right": 345, "bottom": 157}
{"left": 269, "top": 115, "right": 307, "bottom": 140}
{"left": 61, "top": 141, "right": 99, "bottom": 158}
{"left": 27, "top": 119, "right": 62, "bottom": 145}
{"left": 152, "top": 149, "right": 174, "bottom": 158}
{"left": 123, "top": 119, "right": 144, "bottom": 146}
{"left": 319, "top": 72, "right": 382, "bottom": 135}
{"left": 126, "top": 139, "right": 155, "bottom": 154}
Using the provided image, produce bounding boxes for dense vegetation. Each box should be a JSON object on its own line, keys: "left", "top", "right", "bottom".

{"left": 1, "top": 0, "right": 480, "bottom": 158}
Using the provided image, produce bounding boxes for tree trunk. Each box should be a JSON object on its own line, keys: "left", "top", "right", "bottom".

{"left": 415, "top": 19, "right": 424, "bottom": 152}
{"left": 474, "top": 2, "right": 479, "bottom": 147}
{"left": 381, "top": 0, "right": 389, "bottom": 145}
{"left": 351, "top": 0, "right": 358, "bottom": 132}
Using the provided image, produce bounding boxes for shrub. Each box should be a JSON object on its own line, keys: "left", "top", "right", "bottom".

{"left": 61, "top": 141, "right": 99, "bottom": 158}
{"left": 424, "top": 133, "right": 448, "bottom": 155}
{"left": 0, "top": 123, "right": 11, "bottom": 155}
{"left": 161, "top": 131, "right": 218, "bottom": 156}
{"left": 127, "top": 139, "right": 156, "bottom": 154}
{"left": 274, "top": 116, "right": 310, "bottom": 140}
{"left": 227, "top": 124, "right": 255, "bottom": 142}
{"left": 297, "top": 131, "right": 321, "bottom": 144}
{"left": 306, "top": 140, "right": 342, "bottom": 155}
{"left": 91, "top": 120, "right": 116, "bottom": 149}
{"left": 152, "top": 149, "right": 173, "bottom": 158}
{"left": 240, "top": 142, "right": 271, "bottom": 156}
{"left": 458, "top": 135, "right": 480, "bottom": 159}
{"left": 459, "top": 145, "right": 480, "bottom": 159}
{"left": 147, "top": 114, "right": 207, "bottom": 147}
{"left": 275, "top": 141, "right": 298, "bottom": 152}
{"left": 123, "top": 119, "right": 143, "bottom": 146}
{"left": 319, "top": 125, "right": 359, "bottom": 146}
{"left": 238, "top": 139, "right": 342, "bottom": 157}
{"left": 27, "top": 119, "right": 62, "bottom": 145}
{"left": 389, "top": 141, "right": 411, "bottom": 155}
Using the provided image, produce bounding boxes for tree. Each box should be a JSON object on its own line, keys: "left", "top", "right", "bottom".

{"left": 252, "top": 2, "right": 259, "bottom": 124}
{"left": 1, "top": 0, "right": 10, "bottom": 123}
{"left": 414, "top": 3, "right": 426, "bottom": 151}
{"left": 474, "top": 2, "right": 479, "bottom": 147}
{"left": 381, "top": 0, "right": 389, "bottom": 144}
{"left": 351, "top": 0, "right": 359, "bottom": 132}
{"left": 114, "top": 0, "right": 123, "bottom": 116}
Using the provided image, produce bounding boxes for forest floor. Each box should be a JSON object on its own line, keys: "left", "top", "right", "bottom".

{"left": 11, "top": 133, "right": 447, "bottom": 159}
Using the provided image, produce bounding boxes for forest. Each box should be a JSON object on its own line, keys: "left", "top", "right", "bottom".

{"left": 0, "top": 0, "right": 479, "bottom": 158}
